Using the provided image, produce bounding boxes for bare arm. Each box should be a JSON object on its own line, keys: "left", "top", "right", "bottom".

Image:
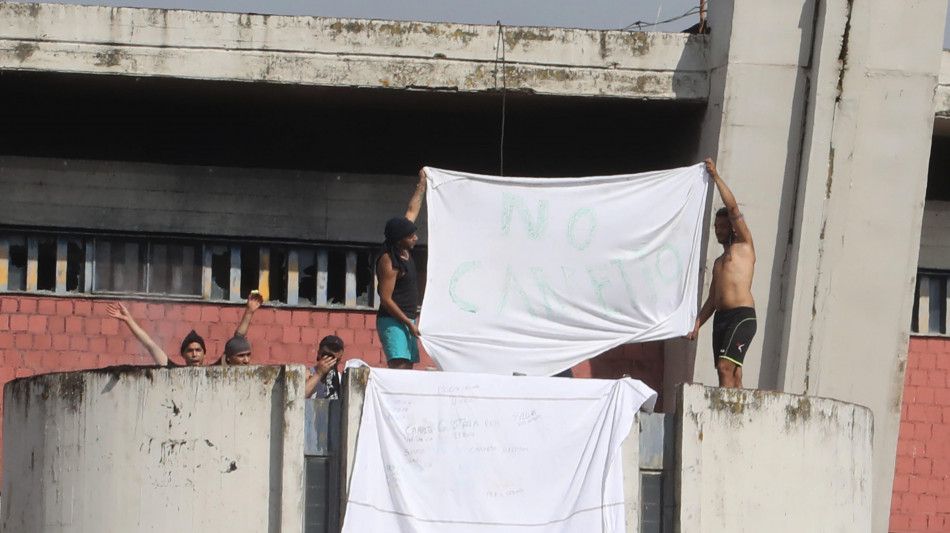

{"left": 687, "top": 278, "right": 716, "bottom": 340}
{"left": 404, "top": 169, "right": 428, "bottom": 223}
{"left": 305, "top": 355, "right": 338, "bottom": 398}
{"left": 377, "top": 254, "right": 421, "bottom": 338}
{"left": 705, "top": 158, "right": 753, "bottom": 246}
{"left": 107, "top": 303, "right": 169, "bottom": 366}
{"left": 234, "top": 290, "right": 263, "bottom": 337}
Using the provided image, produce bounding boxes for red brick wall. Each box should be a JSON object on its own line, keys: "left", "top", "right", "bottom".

{"left": 891, "top": 336, "right": 950, "bottom": 533}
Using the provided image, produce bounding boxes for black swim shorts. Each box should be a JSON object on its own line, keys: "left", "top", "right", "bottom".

{"left": 711, "top": 306, "right": 757, "bottom": 367}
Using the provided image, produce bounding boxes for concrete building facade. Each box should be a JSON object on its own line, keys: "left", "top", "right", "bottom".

{"left": 1, "top": 1, "right": 950, "bottom": 532}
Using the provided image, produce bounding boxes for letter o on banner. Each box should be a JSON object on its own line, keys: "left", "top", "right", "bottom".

{"left": 654, "top": 244, "right": 682, "bottom": 283}
{"left": 567, "top": 208, "right": 597, "bottom": 251}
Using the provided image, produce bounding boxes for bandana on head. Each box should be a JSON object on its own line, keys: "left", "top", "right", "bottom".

{"left": 380, "top": 217, "right": 417, "bottom": 275}
{"left": 384, "top": 217, "right": 417, "bottom": 242}
{"left": 224, "top": 335, "right": 251, "bottom": 358}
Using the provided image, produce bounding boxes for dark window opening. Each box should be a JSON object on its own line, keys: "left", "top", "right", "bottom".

{"left": 36, "top": 238, "right": 56, "bottom": 291}
{"left": 298, "top": 249, "right": 317, "bottom": 305}
{"left": 240, "top": 245, "right": 261, "bottom": 298}
{"left": 210, "top": 247, "right": 230, "bottom": 300}
{"left": 327, "top": 249, "right": 347, "bottom": 306}
{"left": 269, "top": 247, "right": 288, "bottom": 304}
{"left": 66, "top": 240, "right": 84, "bottom": 292}
{"left": 8, "top": 236, "right": 27, "bottom": 291}
{"left": 356, "top": 249, "right": 374, "bottom": 307}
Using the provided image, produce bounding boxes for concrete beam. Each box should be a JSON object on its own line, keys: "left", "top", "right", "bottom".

{"left": 0, "top": 2, "right": 707, "bottom": 101}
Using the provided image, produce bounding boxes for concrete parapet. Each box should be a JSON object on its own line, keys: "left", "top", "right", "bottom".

{"left": 674, "top": 384, "right": 873, "bottom": 533}
{"left": 1, "top": 365, "right": 305, "bottom": 533}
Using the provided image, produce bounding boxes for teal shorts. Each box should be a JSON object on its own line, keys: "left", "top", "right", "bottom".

{"left": 376, "top": 316, "right": 419, "bottom": 363}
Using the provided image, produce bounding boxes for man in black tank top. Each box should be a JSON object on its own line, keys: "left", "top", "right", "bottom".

{"left": 376, "top": 169, "right": 427, "bottom": 369}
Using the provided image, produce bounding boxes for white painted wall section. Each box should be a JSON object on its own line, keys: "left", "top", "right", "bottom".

{"left": 675, "top": 384, "right": 873, "bottom": 533}
{"left": 1, "top": 366, "right": 306, "bottom": 533}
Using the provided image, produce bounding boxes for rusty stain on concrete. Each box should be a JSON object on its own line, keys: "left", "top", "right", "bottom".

{"left": 6, "top": 2, "right": 41, "bottom": 18}
{"left": 620, "top": 32, "right": 652, "bottom": 55}
{"left": 784, "top": 397, "right": 812, "bottom": 426}
{"left": 705, "top": 387, "right": 764, "bottom": 423}
{"left": 378, "top": 23, "right": 406, "bottom": 36}
{"left": 94, "top": 49, "right": 130, "bottom": 67}
{"left": 506, "top": 28, "right": 555, "bottom": 46}
{"left": 447, "top": 28, "right": 478, "bottom": 43}
{"left": 14, "top": 43, "right": 37, "bottom": 62}
{"left": 329, "top": 21, "right": 365, "bottom": 34}
{"left": 59, "top": 373, "right": 85, "bottom": 413}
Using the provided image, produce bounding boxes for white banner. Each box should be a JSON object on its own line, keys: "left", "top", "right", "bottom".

{"left": 341, "top": 364, "right": 657, "bottom": 533}
{"left": 420, "top": 163, "right": 709, "bottom": 375}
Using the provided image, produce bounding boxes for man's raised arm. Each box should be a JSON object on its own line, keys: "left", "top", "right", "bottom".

{"left": 234, "top": 290, "right": 263, "bottom": 337}
{"left": 705, "top": 158, "right": 753, "bottom": 246}
{"left": 107, "top": 302, "right": 169, "bottom": 366}
{"left": 404, "top": 169, "right": 428, "bottom": 223}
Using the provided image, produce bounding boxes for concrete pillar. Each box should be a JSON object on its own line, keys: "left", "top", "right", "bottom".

{"left": 1, "top": 365, "right": 306, "bottom": 533}
{"left": 685, "top": 1, "right": 947, "bottom": 530}
{"left": 776, "top": 2, "right": 947, "bottom": 531}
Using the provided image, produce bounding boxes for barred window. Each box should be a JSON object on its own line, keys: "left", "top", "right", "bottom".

{"left": 912, "top": 270, "right": 949, "bottom": 336}
{"left": 0, "top": 230, "right": 425, "bottom": 310}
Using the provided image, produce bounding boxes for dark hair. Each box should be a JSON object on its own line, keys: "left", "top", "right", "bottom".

{"left": 319, "top": 335, "right": 345, "bottom": 353}
{"left": 716, "top": 207, "right": 729, "bottom": 217}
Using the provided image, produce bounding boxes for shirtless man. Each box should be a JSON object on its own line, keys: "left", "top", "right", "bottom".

{"left": 687, "top": 158, "right": 756, "bottom": 388}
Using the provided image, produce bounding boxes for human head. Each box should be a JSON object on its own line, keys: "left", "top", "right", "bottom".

{"left": 384, "top": 217, "right": 418, "bottom": 250}
{"left": 224, "top": 335, "right": 252, "bottom": 366}
{"left": 318, "top": 335, "right": 345, "bottom": 362}
{"left": 180, "top": 330, "right": 206, "bottom": 366}
{"left": 714, "top": 207, "right": 734, "bottom": 245}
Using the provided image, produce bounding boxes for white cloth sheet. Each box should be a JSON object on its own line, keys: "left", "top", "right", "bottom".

{"left": 420, "top": 164, "right": 710, "bottom": 375}
{"left": 340, "top": 363, "right": 657, "bottom": 533}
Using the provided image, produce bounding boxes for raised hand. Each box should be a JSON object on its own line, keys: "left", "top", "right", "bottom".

{"left": 106, "top": 302, "right": 132, "bottom": 322}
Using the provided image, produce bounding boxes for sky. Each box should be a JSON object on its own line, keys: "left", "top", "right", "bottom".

{"left": 27, "top": 0, "right": 950, "bottom": 48}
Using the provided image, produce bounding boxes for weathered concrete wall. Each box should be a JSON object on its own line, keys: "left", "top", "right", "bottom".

{"left": 890, "top": 336, "right": 950, "bottom": 533}
{"left": 777, "top": 2, "right": 947, "bottom": 531}
{"left": 0, "top": 2, "right": 707, "bottom": 101}
{"left": 675, "top": 384, "right": 873, "bottom": 533}
{"left": 1, "top": 365, "right": 305, "bottom": 533}
{"left": 918, "top": 201, "right": 950, "bottom": 270}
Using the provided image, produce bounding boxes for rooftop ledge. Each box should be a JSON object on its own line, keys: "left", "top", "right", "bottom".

{"left": 0, "top": 1, "right": 708, "bottom": 101}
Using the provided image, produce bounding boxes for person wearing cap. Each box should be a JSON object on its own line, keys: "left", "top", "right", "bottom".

{"left": 375, "top": 168, "right": 427, "bottom": 369}
{"left": 306, "top": 335, "right": 344, "bottom": 399}
{"left": 214, "top": 335, "right": 253, "bottom": 366}
{"left": 107, "top": 290, "right": 263, "bottom": 367}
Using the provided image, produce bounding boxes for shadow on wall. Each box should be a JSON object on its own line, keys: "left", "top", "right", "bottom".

{"left": 587, "top": 341, "right": 665, "bottom": 411}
